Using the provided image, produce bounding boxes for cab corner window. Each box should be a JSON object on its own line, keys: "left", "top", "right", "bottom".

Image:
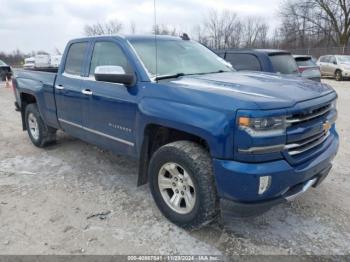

{"left": 89, "top": 42, "right": 131, "bottom": 76}
{"left": 64, "top": 42, "right": 88, "bottom": 76}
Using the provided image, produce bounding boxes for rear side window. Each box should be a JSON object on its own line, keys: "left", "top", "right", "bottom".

{"left": 89, "top": 41, "right": 131, "bottom": 76}
{"left": 225, "top": 53, "right": 261, "bottom": 71}
{"left": 64, "top": 42, "right": 88, "bottom": 75}
{"left": 320, "top": 56, "right": 330, "bottom": 63}
{"left": 269, "top": 54, "right": 299, "bottom": 74}
{"left": 295, "top": 57, "right": 316, "bottom": 67}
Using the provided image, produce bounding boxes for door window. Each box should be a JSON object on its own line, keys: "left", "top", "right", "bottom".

{"left": 64, "top": 42, "right": 88, "bottom": 76}
{"left": 89, "top": 42, "right": 131, "bottom": 76}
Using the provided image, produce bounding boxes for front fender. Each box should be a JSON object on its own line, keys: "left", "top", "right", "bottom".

{"left": 136, "top": 97, "right": 236, "bottom": 159}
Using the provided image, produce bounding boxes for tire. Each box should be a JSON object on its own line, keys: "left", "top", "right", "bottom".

{"left": 335, "top": 70, "right": 343, "bottom": 81}
{"left": 149, "top": 141, "right": 219, "bottom": 229}
{"left": 25, "top": 104, "right": 57, "bottom": 147}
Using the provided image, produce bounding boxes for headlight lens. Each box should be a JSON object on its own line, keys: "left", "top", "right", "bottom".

{"left": 238, "top": 116, "right": 286, "bottom": 136}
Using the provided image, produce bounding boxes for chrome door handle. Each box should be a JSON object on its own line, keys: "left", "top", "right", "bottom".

{"left": 55, "top": 85, "right": 64, "bottom": 90}
{"left": 81, "top": 89, "right": 93, "bottom": 95}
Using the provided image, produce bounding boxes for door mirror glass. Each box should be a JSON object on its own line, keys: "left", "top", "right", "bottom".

{"left": 94, "top": 66, "right": 135, "bottom": 86}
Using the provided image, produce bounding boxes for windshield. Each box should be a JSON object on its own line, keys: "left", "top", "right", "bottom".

{"left": 0, "top": 60, "right": 7, "bottom": 66}
{"left": 129, "top": 38, "right": 233, "bottom": 78}
{"left": 269, "top": 54, "right": 299, "bottom": 75}
{"left": 337, "top": 56, "right": 350, "bottom": 63}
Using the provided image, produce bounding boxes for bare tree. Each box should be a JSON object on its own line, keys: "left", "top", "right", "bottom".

{"left": 203, "top": 9, "right": 242, "bottom": 49}
{"left": 241, "top": 17, "right": 269, "bottom": 48}
{"left": 130, "top": 21, "right": 136, "bottom": 34}
{"left": 279, "top": 0, "right": 350, "bottom": 47}
{"left": 152, "top": 24, "right": 178, "bottom": 36}
{"left": 84, "top": 20, "right": 123, "bottom": 36}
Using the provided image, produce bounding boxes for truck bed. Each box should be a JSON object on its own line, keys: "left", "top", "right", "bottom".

{"left": 14, "top": 69, "right": 59, "bottom": 129}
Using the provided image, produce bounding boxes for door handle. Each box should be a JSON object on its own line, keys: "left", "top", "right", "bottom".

{"left": 55, "top": 85, "right": 64, "bottom": 90}
{"left": 81, "top": 89, "right": 93, "bottom": 95}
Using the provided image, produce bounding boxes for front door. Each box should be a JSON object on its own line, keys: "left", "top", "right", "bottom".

{"left": 81, "top": 41, "right": 138, "bottom": 156}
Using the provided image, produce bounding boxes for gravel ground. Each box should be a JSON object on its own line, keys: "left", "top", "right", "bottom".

{"left": 0, "top": 79, "right": 349, "bottom": 257}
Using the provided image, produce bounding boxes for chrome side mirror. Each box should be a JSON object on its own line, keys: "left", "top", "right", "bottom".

{"left": 94, "top": 65, "right": 135, "bottom": 86}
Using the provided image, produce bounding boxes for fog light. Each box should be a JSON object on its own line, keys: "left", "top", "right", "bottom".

{"left": 259, "top": 176, "right": 271, "bottom": 195}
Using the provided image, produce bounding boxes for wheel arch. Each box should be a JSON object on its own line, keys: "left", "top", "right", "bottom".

{"left": 137, "top": 123, "right": 210, "bottom": 186}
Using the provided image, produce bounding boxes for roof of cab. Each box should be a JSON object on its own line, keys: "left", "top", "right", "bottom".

{"left": 69, "top": 34, "right": 182, "bottom": 43}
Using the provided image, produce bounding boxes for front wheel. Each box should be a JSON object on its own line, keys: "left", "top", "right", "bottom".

{"left": 335, "top": 70, "right": 343, "bottom": 81}
{"left": 25, "top": 104, "right": 57, "bottom": 147}
{"left": 149, "top": 141, "right": 219, "bottom": 229}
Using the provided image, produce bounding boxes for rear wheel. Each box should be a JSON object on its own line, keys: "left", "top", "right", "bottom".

{"left": 335, "top": 70, "right": 343, "bottom": 81}
{"left": 25, "top": 104, "right": 57, "bottom": 147}
{"left": 149, "top": 141, "right": 219, "bottom": 229}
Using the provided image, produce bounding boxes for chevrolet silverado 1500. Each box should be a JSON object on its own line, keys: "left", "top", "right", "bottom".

{"left": 13, "top": 35, "right": 339, "bottom": 229}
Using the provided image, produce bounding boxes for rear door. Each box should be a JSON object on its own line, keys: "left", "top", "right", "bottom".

{"left": 328, "top": 56, "right": 337, "bottom": 76}
{"left": 321, "top": 56, "right": 331, "bottom": 75}
{"left": 81, "top": 40, "right": 138, "bottom": 156}
{"left": 55, "top": 41, "right": 90, "bottom": 137}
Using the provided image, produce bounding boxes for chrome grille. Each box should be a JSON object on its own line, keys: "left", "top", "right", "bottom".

{"left": 285, "top": 131, "right": 329, "bottom": 156}
{"left": 285, "top": 101, "right": 334, "bottom": 157}
{"left": 286, "top": 103, "right": 332, "bottom": 125}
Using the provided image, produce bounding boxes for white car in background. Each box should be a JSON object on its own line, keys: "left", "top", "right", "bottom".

{"left": 34, "top": 54, "right": 51, "bottom": 68}
{"left": 50, "top": 55, "right": 62, "bottom": 68}
{"left": 23, "top": 57, "right": 35, "bottom": 69}
{"left": 317, "top": 55, "right": 350, "bottom": 81}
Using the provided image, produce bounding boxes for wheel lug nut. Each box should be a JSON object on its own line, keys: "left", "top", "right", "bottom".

{"left": 172, "top": 183, "right": 176, "bottom": 187}
{"left": 175, "top": 189, "right": 179, "bottom": 194}
{"left": 181, "top": 191, "right": 184, "bottom": 195}
{"left": 180, "top": 179, "right": 183, "bottom": 183}
{"left": 174, "top": 177, "right": 178, "bottom": 182}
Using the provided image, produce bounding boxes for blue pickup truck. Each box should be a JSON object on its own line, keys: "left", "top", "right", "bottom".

{"left": 13, "top": 35, "right": 339, "bottom": 229}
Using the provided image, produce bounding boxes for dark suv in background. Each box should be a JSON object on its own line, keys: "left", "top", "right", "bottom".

{"left": 217, "top": 49, "right": 300, "bottom": 76}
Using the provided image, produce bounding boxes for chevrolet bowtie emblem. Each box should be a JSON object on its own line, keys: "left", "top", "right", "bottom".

{"left": 323, "top": 121, "right": 331, "bottom": 133}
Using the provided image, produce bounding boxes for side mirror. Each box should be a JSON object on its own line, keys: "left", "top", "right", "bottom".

{"left": 94, "top": 66, "right": 135, "bottom": 86}
{"left": 333, "top": 61, "right": 337, "bottom": 65}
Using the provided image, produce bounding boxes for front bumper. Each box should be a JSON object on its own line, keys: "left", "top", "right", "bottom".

{"left": 213, "top": 130, "right": 339, "bottom": 214}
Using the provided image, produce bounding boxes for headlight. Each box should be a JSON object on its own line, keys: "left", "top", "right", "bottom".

{"left": 238, "top": 116, "right": 286, "bottom": 136}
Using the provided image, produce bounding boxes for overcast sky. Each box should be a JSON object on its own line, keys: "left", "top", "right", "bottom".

{"left": 0, "top": 0, "right": 281, "bottom": 54}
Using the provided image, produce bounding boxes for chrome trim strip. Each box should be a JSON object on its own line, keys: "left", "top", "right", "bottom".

{"left": 238, "top": 144, "right": 285, "bottom": 154}
{"left": 285, "top": 131, "right": 326, "bottom": 150}
{"left": 286, "top": 105, "right": 332, "bottom": 124}
{"left": 58, "top": 118, "right": 134, "bottom": 147}
{"left": 62, "top": 72, "right": 87, "bottom": 80}
{"left": 286, "top": 132, "right": 330, "bottom": 156}
{"left": 285, "top": 178, "right": 318, "bottom": 202}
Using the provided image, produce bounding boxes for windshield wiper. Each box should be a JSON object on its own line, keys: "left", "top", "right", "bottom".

{"left": 155, "top": 73, "right": 185, "bottom": 81}
{"left": 197, "top": 70, "right": 228, "bottom": 75}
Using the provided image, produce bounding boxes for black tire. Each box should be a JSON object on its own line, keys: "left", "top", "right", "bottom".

{"left": 335, "top": 70, "right": 343, "bottom": 81}
{"left": 25, "top": 104, "right": 57, "bottom": 147}
{"left": 149, "top": 141, "right": 219, "bottom": 229}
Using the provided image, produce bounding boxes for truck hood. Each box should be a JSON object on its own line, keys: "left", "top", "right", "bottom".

{"left": 170, "top": 71, "right": 334, "bottom": 110}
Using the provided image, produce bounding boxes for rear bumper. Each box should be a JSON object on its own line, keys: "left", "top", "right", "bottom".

{"left": 213, "top": 131, "right": 339, "bottom": 213}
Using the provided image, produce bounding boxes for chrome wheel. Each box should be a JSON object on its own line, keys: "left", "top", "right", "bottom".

{"left": 158, "top": 162, "right": 196, "bottom": 214}
{"left": 28, "top": 113, "right": 39, "bottom": 140}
